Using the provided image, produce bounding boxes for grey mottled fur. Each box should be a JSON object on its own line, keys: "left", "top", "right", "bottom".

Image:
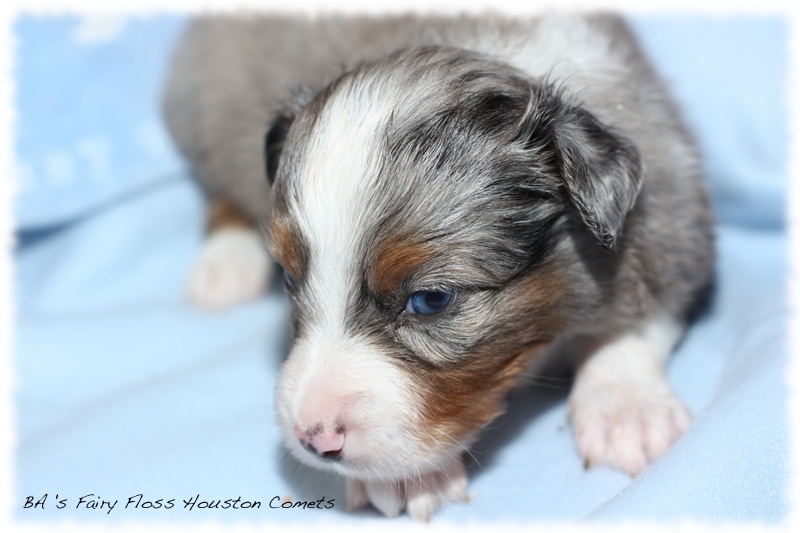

{"left": 163, "top": 15, "right": 717, "bottom": 516}
{"left": 164, "top": 18, "right": 718, "bottom": 514}
{"left": 163, "top": 13, "right": 714, "bottom": 340}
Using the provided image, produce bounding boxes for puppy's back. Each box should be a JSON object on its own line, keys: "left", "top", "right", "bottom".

{"left": 164, "top": 14, "right": 677, "bottom": 220}
{"left": 163, "top": 16, "right": 426, "bottom": 222}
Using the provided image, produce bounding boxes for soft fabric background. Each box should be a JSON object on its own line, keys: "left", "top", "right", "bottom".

{"left": 12, "top": 14, "right": 789, "bottom": 524}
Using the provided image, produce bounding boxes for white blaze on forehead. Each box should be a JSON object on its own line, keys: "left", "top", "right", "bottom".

{"left": 273, "top": 84, "right": 447, "bottom": 478}
{"left": 290, "top": 84, "right": 398, "bottom": 333}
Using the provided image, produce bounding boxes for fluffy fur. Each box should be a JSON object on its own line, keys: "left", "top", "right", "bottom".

{"left": 163, "top": 13, "right": 714, "bottom": 520}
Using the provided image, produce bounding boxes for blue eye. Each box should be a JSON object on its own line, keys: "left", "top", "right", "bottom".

{"left": 405, "top": 290, "right": 453, "bottom": 315}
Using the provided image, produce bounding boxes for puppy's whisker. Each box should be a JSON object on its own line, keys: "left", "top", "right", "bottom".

{"left": 432, "top": 428, "right": 481, "bottom": 468}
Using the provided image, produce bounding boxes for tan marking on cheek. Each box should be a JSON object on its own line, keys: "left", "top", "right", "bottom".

{"left": 207, "top": 198, "right": 255, "bottom": 232}
{"left": 413, "top": 263, "right": 573, "bottom": 451}
{"left": 371, "top": 239, "right": 435, "bottom": 296}
{"left": 267, "top": 215, "right": 306, "bottom": 279}
{"left": 416, "top": 345, "right": 546, "bottom": 451}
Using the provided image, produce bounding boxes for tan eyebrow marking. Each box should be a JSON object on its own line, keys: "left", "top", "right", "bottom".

{"left": 370, "top": 237, "right": 435, "bottom": 297}
{"left": 267, "top": 214, "right": 307, "bottom": 279}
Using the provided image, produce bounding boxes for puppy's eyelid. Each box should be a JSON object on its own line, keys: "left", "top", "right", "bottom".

{"left": 282, "top": 268, "right": 299, "bottom": 292}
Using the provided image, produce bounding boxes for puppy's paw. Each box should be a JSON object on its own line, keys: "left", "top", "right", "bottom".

{"left": 568, "top": 381, "right": 691, "bottom": 476}
{"left": 345, "top": 457, "right": 468, "bottom": 521}
{"left": 363, "top": 479, "right": 405, "bottom": 518}
{"left": 405, "top": 457, "right": 468, "bottom": 522}
{"left": 345, "top": 478, "right": 369, "bottom": 512}
{"left": 186, "top": 228, "right": 272, "bottom": 309}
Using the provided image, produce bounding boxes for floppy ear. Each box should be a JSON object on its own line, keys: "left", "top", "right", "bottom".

{"left": 554, "top": 106, "right": 642, "bottom": 250}
{"left": 523, "top": 87, "right": 643, "bottom": 251}
{"left": 264, "top": 113, "right": 294, "bottom": 185}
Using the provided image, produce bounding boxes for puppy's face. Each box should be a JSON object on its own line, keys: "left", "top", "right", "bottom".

{"left": 267, "top": 47, "right": 641, "bottom": 480}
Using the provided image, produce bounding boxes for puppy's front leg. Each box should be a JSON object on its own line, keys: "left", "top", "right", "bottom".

{"left": 346, "top": 455, "right": 468, "bottom": 521}
{"left": 186, "top": 198, "right": 273, "bottom": 308}
{"left": 567, "top": 313, "right": 692, "bottom": 476}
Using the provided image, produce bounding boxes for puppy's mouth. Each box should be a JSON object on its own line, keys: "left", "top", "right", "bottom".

{"left": 283, "top": 414, "right": 464, "bottom": 479}
{"left": 287, "top": 435, "right": 465, "bottom": 481}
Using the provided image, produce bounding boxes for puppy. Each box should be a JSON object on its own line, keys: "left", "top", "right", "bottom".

{"left": 163, "top": 13, "right": 714, "bottom": 520}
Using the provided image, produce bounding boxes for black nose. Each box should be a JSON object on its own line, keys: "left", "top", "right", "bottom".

{"left": 301, "top": 440, "right": 343, "bottom": 462}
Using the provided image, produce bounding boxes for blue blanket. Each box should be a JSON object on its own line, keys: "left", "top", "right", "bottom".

{"left": 13, "top": 14, "right": 788, "bottom": 524}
